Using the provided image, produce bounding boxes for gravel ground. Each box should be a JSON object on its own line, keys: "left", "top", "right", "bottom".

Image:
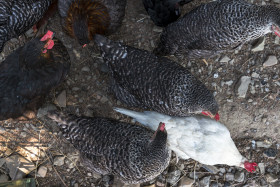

{"left": 0, "top": 0, "right": 280, "bottom": 186}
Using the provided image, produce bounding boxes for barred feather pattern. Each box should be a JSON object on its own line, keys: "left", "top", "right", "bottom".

{"left": 94, "top": 35, "right": 219, "bottom": 117}
{"left": 155, "top": 0, "right": 280, "bottom": 59}
{"left": 48, "top": 111, "right": 171, "bottom": 184}
{"left": 0, "top": 0, "right": 52, "bottom": 52}
{"left": 0, "top": 36, "right": 70, "bottom": 120}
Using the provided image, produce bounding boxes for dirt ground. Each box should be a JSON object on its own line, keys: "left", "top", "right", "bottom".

{"left": 0, "top": 0, "right": 280, "bottom": 186}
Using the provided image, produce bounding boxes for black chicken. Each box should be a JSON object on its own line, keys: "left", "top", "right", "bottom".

{"left": 154, "top": 0, "right": 280, "bottom": 59}
{"left": 48, "top": 111, "right": 171, "bottom": 184}
{"left": 94, "top": 35, "right": 219, "bottom": 120}
{"left": 0, "top": 31, "right": 70, "bottom": 120}
{"left": 0, "top": 0, "right": 53, "bottom": 52}
{"left": 58, "top": 0, "right": 126, "bottom": 47}
{"left": 143, "top": 0, "right": 193, "bottom": 27}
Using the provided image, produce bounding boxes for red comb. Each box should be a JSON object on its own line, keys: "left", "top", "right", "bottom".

{"left": 244, "top": 161, "right": 258, "bottom": 173}
{"left": 40, "top": 30, "right": 54, "bottom": 41}
{"left": 272, "top": 25, "right": 280, "bottom": 38}
{"left": 214, "top": 113, "right": 220, "bottom": 121}
{"left": 159, "top": 123, "right": 165, "bottom": 131}
{"left": 42, "top": 39, "right": 54, "bottom": 53}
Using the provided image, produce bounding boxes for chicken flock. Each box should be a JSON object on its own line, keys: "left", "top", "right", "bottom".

{"left": 1, "top": 0, "right": 279, "bottom": 185}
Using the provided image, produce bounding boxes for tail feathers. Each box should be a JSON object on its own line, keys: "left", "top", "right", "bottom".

{"left": 94, "top": 34, "right": 128, "bottom": 61}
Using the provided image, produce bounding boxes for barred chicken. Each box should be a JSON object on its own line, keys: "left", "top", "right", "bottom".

{"left": 0, "top": 0, "right": 53, "bottom": 52}
{"left": 155, "top": 0, "right": 280, "bottom": 59}
{"left": 48, "top": 111, "right": 171, "bottom": 184}
{"left": 143, "top": 0, "right": 193, "bottom": 27}
{"left": 115, "top": 108, "right": 258, "bottom": 173}
{"left": 94, "top": 34, "right": 219, "bottom": 120}
{"left": 58, "top": 0, "right": 126, "bottom": 47}
{"left": 0, "top": 31, "right": 70, "bottom": 120}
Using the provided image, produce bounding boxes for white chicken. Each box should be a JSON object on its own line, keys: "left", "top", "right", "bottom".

{"left": 114, "top": 108, "right": 258, "bottom": 172}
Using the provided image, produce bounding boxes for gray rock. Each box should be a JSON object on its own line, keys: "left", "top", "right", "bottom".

{"left": 251, "top": 72, "right": 260, "bottom": 78}
{"left": 53, "top": 156, "right": 65, "bottom": 166}
{"left": 55, "top": 90, "right": 67, "bottom": 108}
{"left": 199, "top": 176, "right": 211, "bottom": 187}
{"left": 81, "top": 66, "right": 90, "bottom": 72}
{"left": 220, "top": 56, "right": 231, "bottom": 63}
{"left": 234, "top": 171, "right": 245, "bottom": 183}
{"left": 37, "top": 166, "right": 48, "bottom": 177}
{"left": 166, "top": 170, "right": 181, "bottom": 185}
{"left": 179, "top": 177, "right": 194, "bottom": 187}
{"left": 263, "top": 56, "right": 278, "bottom": 67}
{"left": 236, "top": 76, "right": 251, "bottom": 98}
{"left": 5, "top": 155, "right": 36, "bottom": 180}
{"left": 263, "top": 148, "right": 277, "bottom": 158}
{"left": 251, "top": 37, "right": 265, "bottom": 52}
{"left": 37, "top": 104, "right": 57, "bottom": 118}
{"left": 265, "top": 173, "right": 278, "bottom": 183}
{"left": 258, "top": 163, "right": 265, "bottom": 174}
{"left": 0, "top": 174, "right": 9, "bottom": 182}
{"left": 225, "top": 173, "right": 234, "bottom": 182}
{"left": 256, "top": 141, "right": 272, "bottom": 148}
{"left": 219, "top": 168, "right": 226, "bottom": 174}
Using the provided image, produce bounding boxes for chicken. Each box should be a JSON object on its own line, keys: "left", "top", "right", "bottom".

{"left": 48, "top": 111, "right": 171, "bottom": 184}
{"left": 58, "top": 0, "right": 126, "bottom": 46}
{"left": 154, "top": 0, "right": 280, "bottom": 59}
{"left": 115, "top": 108, "right": 258, "bottom": 173}
{"left": 0, "top": 0, "right": 53, "bottom": 53}
{"left": 142, "top": 0, "right": 193, "bottom": 27}
{"left": 0, "top": 31, "right": 70, "bottom": 120}
{"left": 94, "top": 34, "right": 219, "bottom": 120}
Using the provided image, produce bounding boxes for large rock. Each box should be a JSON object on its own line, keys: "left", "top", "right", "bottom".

{"left": 236, "top": 76, "right": 251, "bottom": 98}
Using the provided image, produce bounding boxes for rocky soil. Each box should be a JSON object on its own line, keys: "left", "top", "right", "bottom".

{"left": 0, "top": 0, "right": 280, "bottom": 186}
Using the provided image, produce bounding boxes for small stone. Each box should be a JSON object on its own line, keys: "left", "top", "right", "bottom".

{"left": 55, "top": 90, "right": 67, "bottom": 107}
{"left": 225, "top": 173, "right": 234, "bottom": 181}
{"left": 153, "top": 26, "right": 163, "bottom": 33}
{"left": 220, "top": 56, "right": 231, "bottom": 63}
{"left": 53, "top": 156, "right": 65, "bottom": 166}
{"left": 263, "top": 56, "right": 278, "bottom": 67}
{"left": 37, "top": 166, "right": 47, "bottom": 177}
{"left": 258, "top": 163, "right": 265, "bottom": 174}
{"left": 166, "top": 170, "right": 181, "bottom": 185}
{"left": 234, "top": 171, "right": 245, "bottom": 183}
{"left": 178, "top": 177, "right": 194, "bottom": 187}
{"left": 219, "top": 168, "right": 226, "bottom": 174}
{"left": 0, "top": 174, "right": 9, "bottom": 182}
{"left": 263, "top": 148, "right": 277, "bottom": 158}
{"left": 251, "top": 37, "right": 265, "bottom": 52}
{"left": 81, "top": 66, "right": 90, "bottom": 72}
{"left": 72, "top": 87, "right": 80, "bottom": 91}
{"left": 20, "top": 132, "right": 27, "bottom": 138}
{"left": 225, "top": 80, "right": 233, "bottom": 86}
{"left": 251, "top": 72, "right": 260, "bottom": 78}
{"left": 265, "top": 173, "right": 278, "bottom": 183}
{"left": 236, "top": 76, "right": 251, "bottom": 98}
{"left": 256, "top": 141, "right": 272, "bottom": 148}
{"left": 199, "top": 176, "right": 211, "bottom": 187}
{"left": 213, "top": 73, "right": 219, "bottom": 78}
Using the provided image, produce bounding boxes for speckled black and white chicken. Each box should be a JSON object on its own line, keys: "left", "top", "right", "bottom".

{"left": 142, "top": 0, "right": 193, "bottom": 27}
{"left": 58, "top": 0, "right": 126, "bottom": 47}
{"left": 0, "top": 0, "right": 53, "bottom": 53}
{"left": 94, "top": 34, "right": 219, "bottom": 120}
{"left": 115, "top": 108, "right": 258, "bottom": 173}
{"left": 0, "top": 31, "right": 70, "bottom": 120}
{"left": 48, "top": 111, "right": 171, "bottom": 184}
{"left": 154, "top": 0, "right": 280, "bottom": 59}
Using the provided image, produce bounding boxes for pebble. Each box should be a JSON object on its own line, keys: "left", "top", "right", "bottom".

{"left": 53, "top": 156, "right": 65, "bottom": 166}
{"left": 258, "top": 163, "right": 265, "bottom": 174}
{"left": 251, "top": 37, "right": 265, "bottom": 52}
{"left": 236, "top": 76, "right": 251, "bottom": 98}
{"left": 256, "top": 141, "right": 272, "bottom": 148}
{"left": 72, "top": 87, "right": 80, "bottom": 91}
{"left": 263, "top": 148, "right": 277, "bottom": 158}
{"left": 166, "top": 170, "right": 181, "bottom": 185}
{"left": 20, "top": 132, "right": 27, "bottom": 138}
{"left": 251, "top": 72, "right": 260, "bottom": 78}
{"left": 263, "top": 56, "right": 278, "bottom": 67}
{"left": 55, "top": 90, "right": 67, "bottom": 107}
{"left": 81, "top": 66, "right": 90, "bottom": 72}
{"left": 225, "top": 173, "right": 234, "bottom": 181}
{"left": 0, "top": 174, "right": 9, "bottom": 182}
{"left": 37, "top": 166, "right": 48, "bottom": 177}
{"left": 213, "top": 73, "right": 219, "bottom": 78}
{"left": 234, "top": 171, "right": 245, "bottom": 183}
{"left": 199, "top": 176, "right": 211, "bottom": 187}
{"left": 219, "top": 168, "right": 226, "bottom": 174}
{"left": 265, "top": 173, "right": 278, "bottom": 183}
{"left": 220, "top": 56, "right": 231, "bottom": 63}
{"left": 178, "top": 177, "right": 194, "bottom": 187}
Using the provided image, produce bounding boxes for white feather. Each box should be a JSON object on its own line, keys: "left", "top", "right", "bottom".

{"left": 114, "top": 108, "right": 245, "bottom": 167}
